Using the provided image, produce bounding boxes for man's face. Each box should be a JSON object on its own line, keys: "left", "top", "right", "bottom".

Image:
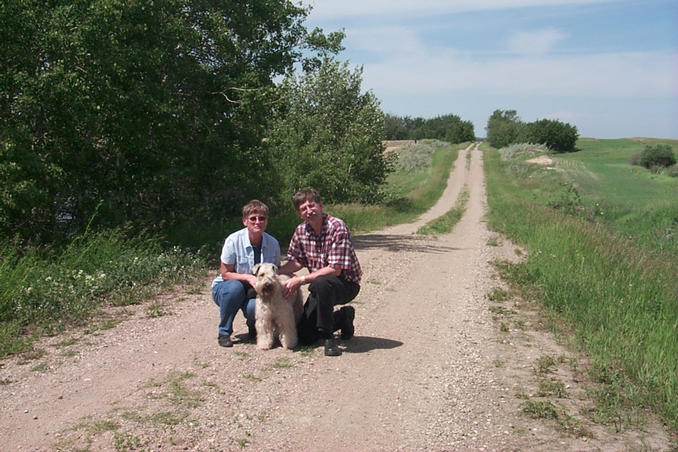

{"left": 297, "top": 199, "right": 323, "bottom": 222}
{"left": 243, "top": 211, "right": 268, "bottom": 233}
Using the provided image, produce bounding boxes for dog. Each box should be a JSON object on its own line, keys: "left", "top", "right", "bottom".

{"left": 252, "top": 263, "right": 303, "bottom": 350}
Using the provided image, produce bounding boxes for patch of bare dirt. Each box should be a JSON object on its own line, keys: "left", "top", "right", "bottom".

{"left": 0, "top": 144, "right": 673, "bottom": 451}
{"left": 525, "top": 155, "right": 554, "bottom": 166}
{"left": 383, "top": 140, "right": 415, "bottom": 154}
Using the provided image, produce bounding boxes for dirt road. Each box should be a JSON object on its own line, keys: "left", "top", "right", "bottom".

{"left": 1, "top": 143, "right": 671, "bottom": 451}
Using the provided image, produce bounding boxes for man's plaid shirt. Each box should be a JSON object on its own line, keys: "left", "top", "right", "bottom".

{"left": 287, "top": 214, "right": 362, "bottom": 285}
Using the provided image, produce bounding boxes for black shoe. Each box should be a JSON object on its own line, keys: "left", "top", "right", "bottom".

{"left": 218, "top": 335, "right": 233, "bottom": 347}
{"left": 340, "top": 306, "right": 355, "bottom": 340}
{"left": 248, "top": 326, "right": 257, "bottom": 341}
{"left": 324, "top": 337, "right": 341, "bottom": 356}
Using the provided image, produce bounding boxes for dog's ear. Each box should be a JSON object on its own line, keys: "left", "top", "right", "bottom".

{"left": 271, "top": 264, "right": 278, "bottom": 273}
{"left": 252, "top": 264, "right": 261, "bottom": 276}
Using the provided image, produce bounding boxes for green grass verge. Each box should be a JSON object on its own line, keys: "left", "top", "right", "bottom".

{"left": 0, "top": 230, "right": 207, "bottom": 357}
{"left": 483, "top": 142, "right": 678, "bottom": 433}
{"left": 417, "top": 189, "right": 469, "bottom": 235}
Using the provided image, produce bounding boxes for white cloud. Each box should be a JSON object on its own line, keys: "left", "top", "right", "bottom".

{"left": 345, "top": 26, "right": 426, "bottom": 55}
{"left": 360, "top": 50, "right": 678, "bottom": 98}
{"left": 508, "top": 28, "right": 567, "bottom": 55}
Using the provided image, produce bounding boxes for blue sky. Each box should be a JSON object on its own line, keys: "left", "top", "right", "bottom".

{"left": 302, "top": 0, "right": 678, "bottom": 139}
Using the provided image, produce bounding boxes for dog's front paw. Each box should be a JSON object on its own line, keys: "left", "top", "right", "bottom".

{"left": 280, "top": 334, "right": 298, "bottom": 350}
{"left": 256, "top": 336, "right": 274, "bottom": 350}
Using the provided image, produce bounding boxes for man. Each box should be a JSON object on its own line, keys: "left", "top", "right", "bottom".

{"left": 211, "top": 200, "right": 281, "bottom": 347}
{"left": 280, "top": 188, "right": 361, "bottom": 356}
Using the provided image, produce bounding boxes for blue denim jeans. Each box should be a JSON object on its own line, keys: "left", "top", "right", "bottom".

{"left": 212, "top": 280, "right": 256, "bottom": 337}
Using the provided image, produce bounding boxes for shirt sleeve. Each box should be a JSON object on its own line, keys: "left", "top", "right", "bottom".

{"left": 287, "top": 229, "right": 307, "bottom": 267}
{"left": 221, "top": 236, "right": 237, "bottom": 265}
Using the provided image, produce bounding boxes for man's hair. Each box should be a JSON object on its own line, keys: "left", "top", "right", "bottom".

{"left": 292, "top": 188, "right": 321, "bottom": 210}
{"left": 242, "top": 200, "right": 269, "bottom": 218}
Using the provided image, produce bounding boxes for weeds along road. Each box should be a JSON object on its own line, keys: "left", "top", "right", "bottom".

{"left": 0, "top": 143, "right": 672, "bottom": 451}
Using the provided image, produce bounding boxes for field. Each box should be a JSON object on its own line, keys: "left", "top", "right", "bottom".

{"left": 559, "top": 138, "right": 678, "bottom": 251}
{"left": 483, "top": 138, "right": 678, "bottom": 434}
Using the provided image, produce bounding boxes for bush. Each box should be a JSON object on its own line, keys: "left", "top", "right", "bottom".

{"left": 523, "top": 119, "right": 578, "bottom": 153}
{"left": 486, "top": 110, "right": 578, "bottom": 153}
{"left": 666, "top": 165, "right": 678, "bottom": 178}
{"left": 639, "top": 144, "right": 676, "bottom": 170}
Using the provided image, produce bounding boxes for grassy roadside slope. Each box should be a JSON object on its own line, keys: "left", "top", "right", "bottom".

{"left": 482, "top": 139, "right": 678, "bottom": 434}
{"left": 560, "top": 138, "right": 678, "bottom": 252}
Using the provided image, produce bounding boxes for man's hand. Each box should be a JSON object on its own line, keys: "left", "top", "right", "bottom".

{"left": 282, "top": 276, "right": 302, "bottom": 298}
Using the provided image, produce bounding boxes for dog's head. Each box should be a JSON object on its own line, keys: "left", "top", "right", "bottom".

{"left": 252, "top": 263, "right": 279, "bottom": 298}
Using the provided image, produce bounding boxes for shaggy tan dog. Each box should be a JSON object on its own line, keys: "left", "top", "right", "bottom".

{"left": 252, "top": 263, "right": 303, "bottom": 350}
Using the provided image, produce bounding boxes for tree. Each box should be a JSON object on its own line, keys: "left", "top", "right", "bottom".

{"left": 384, "top": 113, "right": 475, "bottom": 143}
{"left": 523, "top": 119, "right": 578, "bottom": 153}
{"left": 485, "top": 110, "right": 579, "bottom": 152}
{"left": 486, "top": 110, "right": 523, "bottom": 148}
{"left": 267, "top": 58, "right": 392, "bottom": 204}
{"left": 1, "top": 0, "right": 341, "bottom": 243}
{"left": 384, "top": 114, "right": 409, "bottom": 140}
{"left": 639, "top": 144, "right": 676, "bottom": 170}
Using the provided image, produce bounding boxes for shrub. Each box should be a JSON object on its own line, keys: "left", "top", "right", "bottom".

{"left": 666, "top": 165, "right": 678, "bottom": 178}
{"left": 486, "top": 110, "right": 578, "bottom": 153}
{"left": 638, "top": 144, "right": 676, "bottom": 170}
{"left": 629, "top": 153, "right": 641, "bottom": 166}
{"left": 523, "top": 119, "right": 579, "bottom": 153}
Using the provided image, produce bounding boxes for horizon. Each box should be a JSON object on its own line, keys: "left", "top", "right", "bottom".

{"left": 303, "top": 0, "right": 678, "bottom": 140}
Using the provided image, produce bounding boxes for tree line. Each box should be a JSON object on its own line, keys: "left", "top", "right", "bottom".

{"left": 384, "top": 113, "right": 476, "bottom": 143}
{"left": 485, "top": 109, "right": 579, "bottom": 153}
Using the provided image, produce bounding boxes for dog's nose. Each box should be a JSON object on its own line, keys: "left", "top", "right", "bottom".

{"left": 263, "top": 283, "right": 273, "bottom": 291}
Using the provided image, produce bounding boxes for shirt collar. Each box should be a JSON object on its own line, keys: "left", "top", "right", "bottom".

{"left": 305, "top": 213, "right": 328, "bottom": 237}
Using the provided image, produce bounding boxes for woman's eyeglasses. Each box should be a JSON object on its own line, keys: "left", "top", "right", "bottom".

{"left": 248, "top": 216, "right": 267, "bottom": 222}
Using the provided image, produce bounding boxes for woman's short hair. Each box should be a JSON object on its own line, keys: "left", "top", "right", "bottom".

{"left": 242, "top": 200, "right": 269, "bottom": 218}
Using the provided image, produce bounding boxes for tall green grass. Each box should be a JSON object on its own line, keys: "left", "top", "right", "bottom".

{"left": 483, "top": 142, "right": 678, "bottom": 432}
{"left": 0, "top": 230, "right": 207, "bottom": 357}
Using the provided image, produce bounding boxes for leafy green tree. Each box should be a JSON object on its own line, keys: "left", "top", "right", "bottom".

{"left": 1, "top": 0, "right": 340, "bottom": 243}
{"left": 384, "top": 113, "right": 475, "bottom": 143}
{"left": 268, "top": 57, "right": 392, "bottom": 204}
{"left": 384, "top": 114, "right": 410, "bottom": 140}
{"left": 486, "top": 110, "right": 578, "bottom": 153}
{"left": 523, "top": 119, "right": 578, "bottom": 153}
{"left": 486, "top": 109, "right": 523, "bottom": 148}
{"left": 639, "top": 144, "right": 676, "bottom": 170}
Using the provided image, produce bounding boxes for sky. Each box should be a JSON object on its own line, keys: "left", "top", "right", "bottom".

{"left": 302, "top": 0, "right": 678, "bottom": 139}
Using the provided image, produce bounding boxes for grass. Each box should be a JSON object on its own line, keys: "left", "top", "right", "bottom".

{"left": 331, "top": 141, "right": 467, "bottom": 234}
{"left": 558, "top": 138, "right": 678, "bottom": 252}
{"left": 0, "top": 229, "right": 207, "bottom": 358}
{"left": 417, "top": 189, "right": 469, "bottom": 235}
{"left": 487, "top": 287, "right": 509, "bottom": 302}
{"left": 483, "top": 139, "right": 678, "bottom": 433}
